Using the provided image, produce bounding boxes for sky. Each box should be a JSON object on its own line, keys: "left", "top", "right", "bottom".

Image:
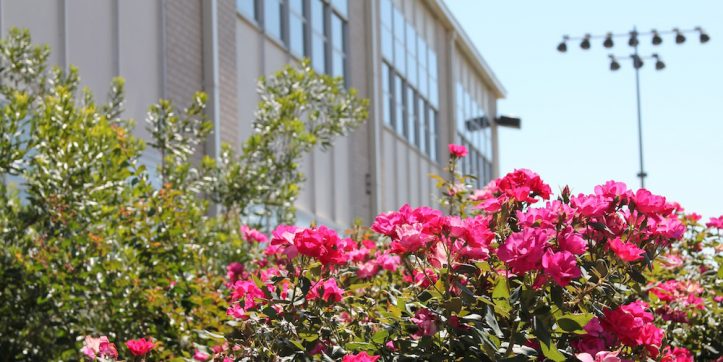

{"left": 445, "top": 0, "right": 723, "bottom": 219}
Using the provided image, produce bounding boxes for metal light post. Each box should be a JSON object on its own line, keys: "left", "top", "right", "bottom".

{"left": 557, "top": 27, "right": 710, "bottom": 188}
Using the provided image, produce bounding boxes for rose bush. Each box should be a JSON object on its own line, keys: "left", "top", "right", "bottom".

{"left": 170, "top": 150, "right": 718, "bottom": 361}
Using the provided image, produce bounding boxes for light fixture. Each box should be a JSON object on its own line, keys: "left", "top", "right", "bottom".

{"left": 696, "top": 27, "right": 710, "bottom": 43}
{"left": 557, "top": 36, "right": 569, "bottom": 52}
{"left": 628, "top": 31, "right": 639, "bottom": 46}
{"left": 609, "top": 55, "right": 620, "bottom": 71}
{"left": 653, "top": 54, "right": 666, "bottom": 70}
{"left": 632, "top": 54, "right": 644, "bottom": 69}
{"left": 496, "top": 115, "right": 522, "bottom": 129}
{"left": 652, "top": 30, "right": 663, "bottom": 45}
{"left": 603, "top": 33, "right": 614, "bottom": 48}
{"left": 675, "top": 28, "right": 686, "bottom": 44}
{"left": 581, "top": 34, "right": 591, "bottom": 49}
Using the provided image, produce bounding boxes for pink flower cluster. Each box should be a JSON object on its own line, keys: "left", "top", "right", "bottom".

{"left": 707, "top": 215, "right": 723, "bottom": 229}
{"left": 125, "top": 337, "right": 155, "bottom": 357}
{"left": 81, "top": 336, "right": 118, "bottom": 360}
{"left": 574, "top": 301, "right": 674, "bottom": 358}
{"left": 448, "top": 143, "right": 468, "bottom": 158}
{"left": 650, "top": 279, "right": 705, "bottom": 322}
{"left": 266, "top": 225, "right": 353, "bottom": 266}
{"left": 372, "top": 205, "right": 496, "bottom": 271}
{"left": 240, "top": 225, "right": 268, "bottom": 243}
{"left": 481, "top": 168, "right": 552, "bottom": 206}
{"left": 342, "top": 351, "right": 381, "bottom": 362}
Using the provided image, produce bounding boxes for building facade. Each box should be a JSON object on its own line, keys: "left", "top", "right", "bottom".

{"left": 0, "top": 0, "right": 506, "bottom": 227}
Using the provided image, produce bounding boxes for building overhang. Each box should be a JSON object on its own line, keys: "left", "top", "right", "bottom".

{"left": 426, "top": 0, "right": 508, "bottom": 99}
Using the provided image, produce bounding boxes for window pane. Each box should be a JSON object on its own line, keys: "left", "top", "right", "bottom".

{"left": 406, "top": 87, "right": 415, "bottom": 143}
{"left": 311, "top": 0, "right": 324, "bottom": 33}
{"left": 382, "top": 64, "right": 392, "bottom": 126}
{"left": 418, "top": 97, "right": 426, "bottom": 152}
{"left": 237, "top": 0, "right": 256, "bottom": 19}
{"left": 289, "top": 0, "right": 303, "bottom": 13}
{"left": 312, "top": 34, "right": 326, "bottom": 72}
{"left": 332, "top": 50, "right": 345, "bottom": 78}
{"left": 406, "top": 24, "right": 417, "bottom": 86}
{"left": 418, "top": 37, "right": 427, "bottom": 69}
{"left": 394, "top": 75, "right": 404, "bottom": 135}
{"left": 381, "top": 0, "right": 392, "bottom": 28}
{"left": 331, "top": 14, "right": 343, "bottom": 51}
{"left": 331, "top": 0, "right": 347, "bottom": 17}
{"left": 428, "top": 109, "right": 437, "bottom": 161}
{"left": 264, "top": 0, "right": 282, "bottom": 39}
{"left": 382, "top": 26, "right": 393, "bottom": 61}
{"left": 289, "top": 15, "right": 305, "bottom": 56}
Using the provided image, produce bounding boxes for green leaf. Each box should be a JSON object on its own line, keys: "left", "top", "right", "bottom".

{"left": 556, "top": 313, "right": 594, "bottom": 334}
{"left": 534, "top": 314, "right": 565, "bottom": 362}
{"left": 485, "top": 305, "right": 504, "bottom": 338}
{"left": 371, "top": 329, "right": 389, "bottom": 344}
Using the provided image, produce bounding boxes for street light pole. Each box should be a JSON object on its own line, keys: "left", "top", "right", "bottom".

{"left": 557, "top": 26, "right": 710, "bottom": 189}
{"left": 632, "top": 27, "right": 647, "bottom": 188}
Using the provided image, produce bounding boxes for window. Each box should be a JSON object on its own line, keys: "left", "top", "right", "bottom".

{"left": 264, "top": 0, "right": 283, "bottom": 40}
{"left": 288, "top": 0, "right": 306, "bottom": 56}
{"left": 330, "top": 13, "right": 345, "bottom": 79}
{"left": 380, "top": 1, "right": 438, "bottom": 161}
{"left": 236, "top": 0, "right": 348, "bottom": 81}
{"left": 455, "top": 81, "right": 493, "bottom": 186}
{"left": 237, "top": 0, "right": 257, "bottom": 20}
{"left": 310, "top": 0, "right": 326, "bottom": 73}
{"left": 382, "top": 64, "right": 392, "bottom": 126}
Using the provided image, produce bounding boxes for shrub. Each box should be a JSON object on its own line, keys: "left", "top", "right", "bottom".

{"left": 0, "top": 28, "right": 366, "bottom": 360}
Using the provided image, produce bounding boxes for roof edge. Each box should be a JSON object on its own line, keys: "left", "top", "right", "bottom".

{"left": 427, "top": 0, "right": 507, "bottom": 99}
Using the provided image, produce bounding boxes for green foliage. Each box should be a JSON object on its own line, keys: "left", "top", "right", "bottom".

{"left": 210, "top": 60, "right": 368, "bottom": 228}
{"left": 0, "top": 28, "right": 367, "bottom": 361}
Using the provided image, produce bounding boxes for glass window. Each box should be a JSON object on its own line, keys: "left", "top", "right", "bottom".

{"left": 310, "top": 0, "right": 326, "bottom": 73}
{"left": 331, "top": 13, "right": 343, "bottom": 49}
{"left": 382, "top": 64, "right": 392, "bottom": 126}
{"left": 406, "top": 86, "right": 415, "bottom": 143}
{"left": 237, "top": 0, "right": 256, "bottom": 20}
{"left": 288, "top": 0, "right": 306, "bottom": 56}
{"left": 393, "top": 8, "right": 405, "bottom": 75}
{"left": 418, "top": 97, "right": 426, "bottom": 153}
{"left": 394, "top": 75, "right": 404, "bottom": 135}
{"left": 332, "top": 50, "right": 345, "bottom": 78}
{"left": 331, "top": 0, "right": 347, "bottom": 16}
{"left": 406, "top": 24, "right": 417, "bottom": 87}
{"left": 381, "top": 0, "right": 392, "bottom": 27}
{"left": 331, "top": 14, "right": 345, "bottom": 78}
{"left": 428, "top": 108, "right": 437, "bottom": 161}
{"left": 264, "top": 0, "right": 283, "bottom": 39}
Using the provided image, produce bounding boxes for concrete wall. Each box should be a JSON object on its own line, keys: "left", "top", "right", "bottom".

{"left": 0, "top": 0, "right": 166, "bottom": 173}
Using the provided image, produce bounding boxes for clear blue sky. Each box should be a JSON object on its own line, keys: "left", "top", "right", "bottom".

{"left": 446, "top": 0, "right": 723, "bottom": 219}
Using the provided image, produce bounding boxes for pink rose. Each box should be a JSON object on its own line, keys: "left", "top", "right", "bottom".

{"left": 390, "top": 223, "right": 435, "bottom": 254}
{"left": 342, "top": 351, "right": 381, "bottom": 362}
{"left": 125, "top": 337, "right": 155, "bottom": 357}
{"left": 576, "top": 350, "right": 622, "bottom": 362}
{"left": 541, "top": 250, "right": 581, "bottom": 286}
{"left": 608, "top": 237, "right": 644, "bottom": 262}
{"left": 448, "top": 143, "right": 468, "bottom": 158}
{"left": 321, "top": 278, "right": 344, "bottom": 303}
{"left": 706, "top": 215, "right": 723, "bottom": 229}
{"left": 193, "top": 350, "right": 210, "bottom": 361}
{"left": 240, "top": 225, "right": 268, "bottom": 243}
{"left": 497, "top": 228, "right": 552, "bottom": 274}
{"left": 411, "top": 308, "right": 438, "bottom": 338}
{"left": 293, "top": 226, "right": 348, "bottom": 265}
